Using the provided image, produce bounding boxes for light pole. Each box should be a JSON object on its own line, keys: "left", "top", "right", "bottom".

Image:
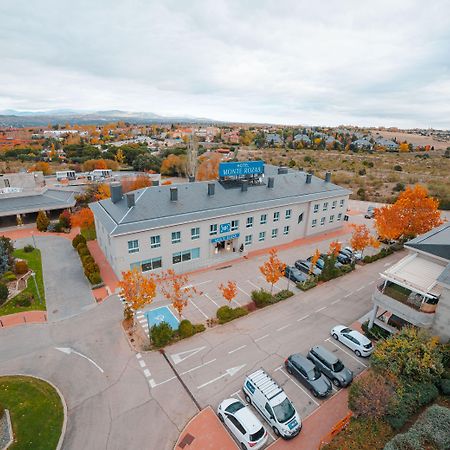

{"left": 31, "top": 271, "right": 42, "bottom": 305}
{"left": 31, "top": 231, "right": 37, "bottom": 249}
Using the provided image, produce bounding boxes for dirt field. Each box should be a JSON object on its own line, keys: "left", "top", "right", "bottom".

{"left": 371, "top": 130, "right": 449, "bottom": 150}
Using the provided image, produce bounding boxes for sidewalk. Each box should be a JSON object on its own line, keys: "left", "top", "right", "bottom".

{"left": 0, "top": 310, "right": 47, "bottom": 328}
{"left": 0, "top": 226, "right": 80, "bottom": 241}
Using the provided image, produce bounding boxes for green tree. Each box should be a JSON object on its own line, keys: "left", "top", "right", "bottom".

{"left": 36, "top": 210, "right": 50, "bottom": 232}
{"left": 132, "top": 154, "right": 162, "bottom": 172}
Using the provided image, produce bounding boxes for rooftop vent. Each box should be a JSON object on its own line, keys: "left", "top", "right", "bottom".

{"left": 306, "top": 173, "right": 312, "bottom": 184}
{"left": 277, "top": 167, "right": 288, "bottom": 174}
{"left": 267, "top": 177, "right": 274, "bottom": 188}
{"left": 126, "top": 193, "right": 135, "bottom": 208}
{"left": 110, "top": 182, "right": 123, "bottom": 203}
{"left": 325, "top": 172, "right": 331, "bottom": 182}
{"left": 188, "top": 176, "right": 195, "bottom": 183}
{"left": 170, "top": 187, "right": 178, "bottom": 202}
{"left": 207, "top": 183, "right": 215, "bottom": 196}
{"left": 241, "top": 180, "right": 248, "bottom": 192}
{"left": 152, "top": 180, "right": 159, "bottom": 186}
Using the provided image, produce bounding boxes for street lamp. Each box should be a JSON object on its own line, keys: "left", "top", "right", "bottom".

{"left": 31, "top": 231, "right": 37, "bottom": 249}
{"left": 31, "top": 271, "right": 42, "bottom": 305}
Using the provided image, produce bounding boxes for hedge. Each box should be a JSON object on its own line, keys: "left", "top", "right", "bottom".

{"left": 251, "top": 289, "right": 293, "bottom": 308}
{"left": 297, "top": 279, "right": 317, "bottom": 291}
{"left": 72, "top": 234, "right": 86, "bottom": 249}
{"left": 217, "top": 305, "right": 248, "bottom": 324}
{"left": 438, "top": 379, "right": 450, "bottom": 395}
{"left": 24, "top": 245, "right": 34, "bottom": 253}
{"left": 363, "top": 247, "right": 394, "bottom": 264}
{"left": 72, "top": 235, "right": 103, "bottom": 286}
{"left": 151, "top": 322, "right": 173, "bottom": 348}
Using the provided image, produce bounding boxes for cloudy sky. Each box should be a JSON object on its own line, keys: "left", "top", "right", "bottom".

{"left": 1, "top": 0, "right": 449, "bottom": 128}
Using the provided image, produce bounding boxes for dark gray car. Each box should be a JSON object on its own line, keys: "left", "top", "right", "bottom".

{"left": 307, "top": 345, "right": 353, "bottom": 387}
{"left": 285, "top": 354, "right": 332, "bottom": 397}
{"left": 284, "top": 266, "right": 308, "bottom": 283}
{"left": 294, "top": 260, "right": 321, "bottom": 277}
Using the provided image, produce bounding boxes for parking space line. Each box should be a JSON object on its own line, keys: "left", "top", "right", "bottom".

{"left": 276, "top": 324, "right": 290, "bottom": 332}
{"left": 139, "top": 360, "right": 146, "bottom": 368}
{"left": 275, "top": 367, "right": 320, "bottom": 406}
{"left": 255, "top": 334, "right": 269, "bottom": 342}
{"left": 190, "top": 298, "right": 209, "bottom": 319}
{"left": 325, "top": 338, "right": 368, "bottom": 368}
{"left": 228, "top": 345, "right": 247, "bottom": 354}
{"left": 315, "top": 306, "right": 326, "bottom": 313}
{"left": 236, "top": 285, "right": 251, "bottom": 297}
{"left": 297, "top": 314, "right": 310, "bottom": 321}
{"left": 235, "top": 392, "right": 246, "bottom": 404}
{"left": 180, "top": 359, "right": 217, "bottom": 375}
{"left": 136, "top": 353, "right": 142, "bottom": 360}
{"left": 246, "top": 280, "right": 260, "bottom": 290}
{"left": 331, "top": 298, "right": 342, "bottom": 304}
{"left": 183, "top": 280, "right": 212, "bottom": 289}
{"left": 344, "top": 292, "right": 352, "bottom": 298}
{"left": 356, "top": 286, "right": 364, "bottom": 292}
{"left": 368, "top": 280, "right": 375, "bottom": 285}
{"left": 150, "top": 376, "right": 177, "bottom": 388}
{"left": 143, "top": 369, "right": 151, "bottom": 378}
{"left": 257, "top": 276, "right": 281, "bottom": 291}
{"left": 233, "top": 298, "right": 242, "bottom": 307}
{"left": 203, "top": 293, "right": 219, "bottom": 307}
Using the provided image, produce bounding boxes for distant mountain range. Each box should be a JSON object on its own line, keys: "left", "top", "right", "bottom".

{"left": 0, "top": 109, "right": 214, "bottom": 126}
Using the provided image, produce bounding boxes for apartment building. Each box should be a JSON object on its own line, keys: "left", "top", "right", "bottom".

{"left": 90, "top": 164, "right": 350, "bottom": 277}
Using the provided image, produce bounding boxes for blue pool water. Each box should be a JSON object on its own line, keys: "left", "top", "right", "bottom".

{"left": 145, "top": 306, "right": 180, "bottom": 330}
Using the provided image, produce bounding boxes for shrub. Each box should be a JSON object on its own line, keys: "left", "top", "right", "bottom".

{"left": 72, "top": 234, "right": 86, "bottom": 249}
{"left": 14, "top": 260, "right": 29, "bottom": 275}
{"left": 358, "top": 168, "right": 366, "bottom": 176}
{"left": 178, "top": 319, "right": 195, "bottom": 339}
{"left": 0, "top": 283, "right": 8, "bottom": 304}
{"left": 361, "top": 320, "right": 391, "bottom": 341}
{"left": 84, "top": 262, "right": 99, "bottom": 275}
{"left": 251, "top": 289, "right": 273, "bottom": 308}
{"left": 81, "top": 255, "right": 95, "bottom": 266}
{"left": 15, "top": 291, "right": 33, "bottom": 307}
{"left": 58, "top": 210, "right": 71, "bottom": 228}
{"left": 193, "top": 323, "right": 206, "bottom": 333}
{"left": 393, "top": 165, "right": 403, "bottom": 171}
{"left": 438, "top": 379, "right": 450, "bottom": 395}
{"left": 2, "top": 272, "right": 16, "bottom": 282}
{"left": 273, "top": 289, "right": 294, "bottom": 302}
{"left": 88, "top": 272, "right": 102, "bottom": 285}
{"left": 53, "top": 222, "right": 63, "bottom": 233}
{"left": 216, "top": 305, "right": 248, "bottom": 324}
{"left": 24, "top": 244, "right": 34, "bottom": 253}
{"left": 340, "top": 264, "right": 353, "bottom": 274}
{"left": 297, "top": 279, "right": 317, "bottom": 291}
{"left": 36, "top": 210, "right": 50, "bottom": 231}
{"left": 151, "top": 322, "right": 174, "bottom": 348}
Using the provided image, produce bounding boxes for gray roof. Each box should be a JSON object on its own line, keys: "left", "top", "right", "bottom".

{"left": 0, "top": 188, "right": 77, "bottom": 217}
{"left": 405, "top": 222, "right": 450, "bottom": 261}
{"left": 437, "top": 263, "right": 450, "bottom": 287}
{"left": 90, "top": 166, "right": 350, "bottom": 237}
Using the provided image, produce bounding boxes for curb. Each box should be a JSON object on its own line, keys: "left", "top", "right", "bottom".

{"left": 2, "top": 409, "right": 13, "bottom": 450}
{"left": 0, "top": 374, "right": 67, "bottom": 450}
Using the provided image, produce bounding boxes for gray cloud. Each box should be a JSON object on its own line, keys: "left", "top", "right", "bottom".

{"left": 0, "top": 0, "right": 449, "bottom": 127}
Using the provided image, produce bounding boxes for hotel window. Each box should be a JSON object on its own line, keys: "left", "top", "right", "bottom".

{"left": 337, "top": 213, "right": 342, "bottom": 221}
{"left": 283, "top": 225, "right": 290, "bottom": 235}
{"left": 259, "top": 231, "right": 266, "bottom": 242}
{"left": 320, "top": 217, "right": 325, "bottom": 226}
{"left": 231, "top": 220, "right": 239, "bottom": 231}
{"left": 272, "top": 228, "right": 278, "bottom": 239}
{"left": 329, "top": 215, "right": 334, "bottom": 223}
{"left": 209, "top": 224, "right": 218, "bottom": 235}
{"left": 150, "top": 235, "right": 161, "bottom": 248}
{"left": 172, "top": 248, "right": 200, "bottom": 264}
{"left": 128, "top": 239, "right": 139, "bottom": 254}
{"left": 323, "top": 202, "right": 328, "bottom": 211}
{"left": 260, "top": 214, "right": 267, "bottom": 225}
{"left": 298, "top": 213, "right": 304, "bottom": 223}
{"left": 312, "top": 219, "right": 317, "bottom": 228}
{"left": 273, "top": 211, "right": 280, "bottom": 222}
{"left": 191, "top": 227, "right": 200, "bottom": 240}
{"left": 285, "top": 209, "right": 292, "bottom": 219}
{"left": 171, "top": 231, "right": 181, "bottom": 244}
{"left": 340, "top": 199, "right": 344, "bottom": 207}
{"left": 131, "top": 257, "right": 162, "bottom": 273}
{"left": 332, "top": 200, "right": 337, "bottom": 209}
{"left": 245, "top": 235, "right": 252, "bottom": 246}
{"left": 246, "top": 217, "right": 254, "bottom": 228}
{"left": 313, "top": 204, "right": 319, "bottom": 213}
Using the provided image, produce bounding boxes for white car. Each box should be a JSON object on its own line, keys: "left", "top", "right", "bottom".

{"left": 331, "top": 325, "right": 374, "bottom": 357}
{"left": 217, "top": 398, "right": 268, "bottom": 449}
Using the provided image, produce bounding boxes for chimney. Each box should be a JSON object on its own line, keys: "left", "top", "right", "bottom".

{"left": 267, "top": 177, "right": 275, "bottom": 188}
{"left": 277, "top": 167, "right": 288, "bottom": 174}
{"left": 188, "top": 176, "right": 195, "bottom": 183}
{"left": 170, "top": 187, "right": 178, "bottom": 202}
{"left": 306, "top": 173, "right": 312, "bottom": 184}
{"left": 152, "top": 180, "right": 159, "bottom": 186}
{"left": 241, "top": 180, "right": 248, "bottom": 192}
{"left": 325, "top": 172, "right": 331, "bottom": 182}
{"left": 126, "top": 193, "right": 135, "bottom": 208}
{"left": 110, "top": 182, "right": 123, "bottom": 203}
{"left": 207, "top": 182, "right": 215, "bottom": 196}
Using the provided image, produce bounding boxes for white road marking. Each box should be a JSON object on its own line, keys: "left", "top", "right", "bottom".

{"left": 277, "top": 324, "right": 290, "bottom": 332}
{"left": 236, "top": 285, "right": 251, "bottom": 297}
{"left": 55, "top": 347, "right": 104, "bottom": 373}
{"left": 233, "top": 297, "right": 243, "bottom": 307}
{"left": 183, "top": 280, "right": 212, "bottom": 289}
{"left": 149, "top": 379, "right": 156, "bottom": 388}
{"left": 246, "top": 280, "right": 260, "bottom": 290}
{"left": 139, "top": 360, "right": 146, "bottom": 368}
{"left": 325, "top": 338, "right": 368, "bottom": 368}
{"left": 136, "top": 353, "right": 142, "bottom": 360}
{"left": 197, "top": 365, "right": 246, "bottom": 390}
{"left": 180, "top": 359, "right": 217, "bottom": 375}
{"left": 356, "top": 286, "right": 364, "bottom": 292}
{"left": 257, "top": 276, "right": 281, "bottom": 291}
{"left": 276, "top": 367, "right": 319, "bottom": 406}
{"left": 331, "top": 298, "right": 342, "bottom": 305}
{"left": 171, "top": 346, "right": 206, "bottom": 365}
{"left": 384, "top": 262, "right": 392, "bottom": 267}
{"left": 204, "top": 293, "right": 219, "bottom": 307}
{"left": 297, "top": 314, "right": 310, "bottom": 321}
{"left": 143, "top": 369, "right": 151, "bottom": 378}
{"left": 190, "top": 298, "right": 209, "bottom": 319}
{"left": 149, "top": 376, "right": 177, "bottom": 388}
{"left": 228, "top": 345, "right": 247, "bottom": 354}
{"left": 344, "top": 293, "right": 352, "bottom": 298}
{"left": 368, "top": 280, "right": 375, "bottom": 285}
{"left": 255, "top": 334, "right": 269, "bottom": 342}
{"left": 315, "top": 306, "right": 326, "bottom": 313}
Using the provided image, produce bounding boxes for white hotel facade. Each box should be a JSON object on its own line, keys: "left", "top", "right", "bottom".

{"left": 90, "top": 165, "right": 350, "bottom": 277}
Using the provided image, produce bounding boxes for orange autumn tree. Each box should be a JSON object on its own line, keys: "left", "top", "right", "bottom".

{"left": 218, "top": 281, "right": 238, "bottom": 304}
{"left": 328, "top": 240, "right": 342, "bottom": 257}
{"left": 119, "top": 268, "right": 157, "bottom": 321}
{"left": 157, "top": 269, "right": 198, "bottom": 318}
{"left": 95, "top": 183, "right": 111, "bottom": 200}
{"left": 259, "top": 249, "right": 286, "bottom": 295}
{"left": 310, "top": 249, "right": 321, "bottom": 274}
{"left": 71, "top": 208, "right": 94, "bottom": 230}
{"left": 121, "top": 175, "right": 152, "bottom": 193}
{"left": 350, "top": 224, "right": 380, "bottom": 258}
{"left": 197, "top": 153, "right": 222, "bottom": 181}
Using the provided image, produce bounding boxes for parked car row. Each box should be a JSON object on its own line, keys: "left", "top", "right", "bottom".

{"left": 218, "top": 325, "right": 368, "bottom": 447}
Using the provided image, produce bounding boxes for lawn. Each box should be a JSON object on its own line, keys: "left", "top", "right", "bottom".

{"left": 0, "top": 248, "right": 46, "bottom": 316}
{"left": 0, "top": 376, "right": 64, "bottom": 450}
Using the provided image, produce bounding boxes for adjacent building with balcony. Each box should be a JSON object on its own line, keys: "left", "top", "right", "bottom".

{"left": 369, "top": 222, "right": 450, "bottom": 342}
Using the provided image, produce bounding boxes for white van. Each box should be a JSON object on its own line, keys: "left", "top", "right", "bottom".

{"left": 242, "top": 369, "right": 301, "bottom": 439}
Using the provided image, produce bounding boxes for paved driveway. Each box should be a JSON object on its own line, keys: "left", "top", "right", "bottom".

{"left": 16, "top": 235, "right": 95, "bottom": 322}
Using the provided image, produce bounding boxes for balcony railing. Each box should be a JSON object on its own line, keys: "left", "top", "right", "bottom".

{"left": 377, "top": 282, "right": 438, "bottom": 314}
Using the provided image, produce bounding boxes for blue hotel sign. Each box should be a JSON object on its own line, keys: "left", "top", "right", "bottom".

{"left": 211, "top": 233, "right": 240, "bottom": 244}
{"left": 219, "top": 161, "right": 264, "bottom": 177}
{"left": 220, "top": 223, "right": 231, "bottom": 233}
